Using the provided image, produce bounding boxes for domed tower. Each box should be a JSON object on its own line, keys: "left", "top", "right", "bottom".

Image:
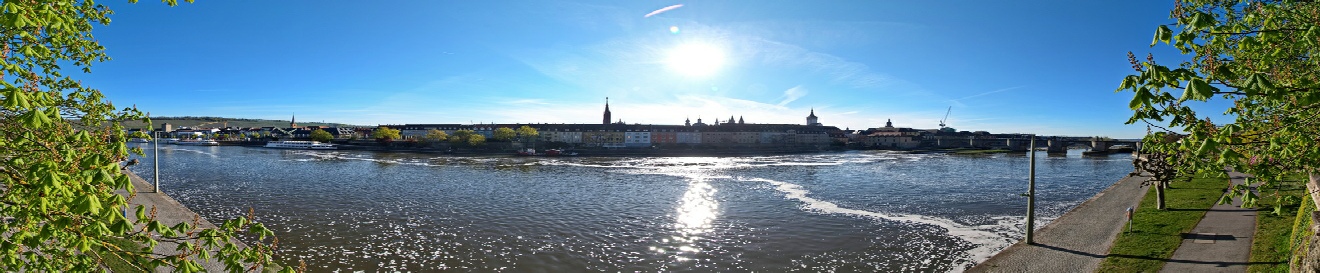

{"left": 685, "top": 117, "right": 691, "bottom": 126}
{"left": 806, "top": 108, "right": 819, "bottom": 126}
{"left": 602, "top": 97, "right": 612, "bottom": 125}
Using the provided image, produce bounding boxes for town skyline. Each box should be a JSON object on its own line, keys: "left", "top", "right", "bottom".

{"left": 78, "top": 1, "right": 1222, "bottom": 139}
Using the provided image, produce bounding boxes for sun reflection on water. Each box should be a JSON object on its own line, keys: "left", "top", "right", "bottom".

{"left": 666, "top": 177, "right": 719, "bottom": 258}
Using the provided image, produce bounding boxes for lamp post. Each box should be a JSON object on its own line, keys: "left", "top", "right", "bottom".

{"left": 153, "top": 130, "right": 160, "bottom": 193}
{"left": 1026, "top": 135, "right": 1037, "bottom": 244}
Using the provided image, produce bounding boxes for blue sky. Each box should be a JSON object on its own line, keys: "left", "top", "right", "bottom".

{"left": 79, "top": 1, "right": 1200, "bottom": 138}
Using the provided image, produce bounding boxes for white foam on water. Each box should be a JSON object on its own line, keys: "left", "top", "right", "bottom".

{"left": 164, "top": 147, "right": 220, "bottom": 158}
{"left": 737, "top": 176, "right": 1018, "bottom": 272}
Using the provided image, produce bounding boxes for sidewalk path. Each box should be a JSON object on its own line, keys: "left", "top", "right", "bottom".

{"left": 1158, "top": 171, "right": 1255, "bottom": 272}
{"left": 968, "top": 174, "right": 1151, "bottom": 272}
{"left": 119, "top": 170, "right": 240, "bottom": 272}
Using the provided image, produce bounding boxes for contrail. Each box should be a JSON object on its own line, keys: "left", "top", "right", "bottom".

{"left": 644, "top": 4, "right": 683, "bottom": 18}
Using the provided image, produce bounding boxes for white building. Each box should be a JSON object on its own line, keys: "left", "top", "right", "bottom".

{"left": 624, "top": 131, "right": 651, "bottom": 147}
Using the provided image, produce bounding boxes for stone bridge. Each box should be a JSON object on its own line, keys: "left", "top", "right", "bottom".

{"left": 1041, "top": 137, "right": 1138, "bottom": 154}
{"left": 929, "top": 135, "right": 1138, "bottom": 154}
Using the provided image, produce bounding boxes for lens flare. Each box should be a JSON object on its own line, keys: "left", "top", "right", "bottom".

{"left": 665, "top": 42, "right": 726, "bottom": 77}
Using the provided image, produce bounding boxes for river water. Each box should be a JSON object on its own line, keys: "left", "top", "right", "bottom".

{"left": 127, "top": 144, "right": 1133, "bottom": 272}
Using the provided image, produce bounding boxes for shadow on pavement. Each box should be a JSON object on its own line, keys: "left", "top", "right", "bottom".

{"left": 1033, "top": 243, "right": 1283, "bottom": 267}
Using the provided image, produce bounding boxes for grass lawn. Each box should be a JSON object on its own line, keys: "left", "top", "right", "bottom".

{"left": 1097, "top": 173, "right": 1227, "bottom": 272}
{"left": 99, "top": 237, "right": 149, "bottom": 273}
{"left": 1248, "top": 175, "right": 1310, "bottom": 273}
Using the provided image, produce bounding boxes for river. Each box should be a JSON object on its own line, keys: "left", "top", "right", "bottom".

{"left": 127, "top": 144, "right": 1133, "bottom": 272}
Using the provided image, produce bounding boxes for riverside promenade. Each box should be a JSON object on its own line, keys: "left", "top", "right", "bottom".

{"left": 119, "top": 170, "right": 248, "bottom": 272}
{"left": 1158, "top": 171, "right": 1255, "bottom": 272}
{"left": 968, "top": 174, "right": 1151, "bottom": 272}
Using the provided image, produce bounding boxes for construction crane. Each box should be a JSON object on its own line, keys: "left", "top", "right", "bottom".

{"left": 939, "top": 106, "right": 951, "bottom": 129}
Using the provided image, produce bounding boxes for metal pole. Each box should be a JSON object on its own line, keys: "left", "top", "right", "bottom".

{"left": 1027, "top": 135, "right": 1037, "bottom": 244}
{"left": 153, "top": 130, "right": 160, "bottom": 193}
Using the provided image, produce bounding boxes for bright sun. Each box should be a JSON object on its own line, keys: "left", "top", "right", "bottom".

{"left": 665, "top": 42, "right": 726, "bottom": 77}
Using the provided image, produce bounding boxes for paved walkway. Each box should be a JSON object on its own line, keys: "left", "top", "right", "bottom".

{"left": 968, "top": 174, "right": 1151, "bottom": 272}
{"left": 1159, "top": 171, "right": 1256, "bottom": 272}
{"left": 119, "top": 170, "right": 250, "bottom": 272}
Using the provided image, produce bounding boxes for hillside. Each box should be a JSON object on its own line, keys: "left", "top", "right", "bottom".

{"left": 120, "top": 116, "right": 367, "bottom": 130}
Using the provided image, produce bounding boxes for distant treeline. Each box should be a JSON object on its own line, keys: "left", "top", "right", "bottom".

{"left": 151, "top": 116, "right": 271, "bottom": 122}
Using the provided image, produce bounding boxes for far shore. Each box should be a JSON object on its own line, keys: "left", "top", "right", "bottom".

{"left": 179, "top": 139, "right": 1088, "bottom": 157}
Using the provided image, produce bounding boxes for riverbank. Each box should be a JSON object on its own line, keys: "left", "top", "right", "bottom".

{"left": 118, "top": 170, "right": 277, "bottom": 272}
{"left": 214, "top": 139, "right": 1042, "bottom": 157}
{"left": 968, "top": 173, "right": 1150, "bottom": 272}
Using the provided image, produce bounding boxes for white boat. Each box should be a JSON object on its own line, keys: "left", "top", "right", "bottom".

{"left": 175, "top": 139, "right": 219, "bottom": 146}
{"left": 264, "top": 141, "right": 337, "bottom": 150}
{"left": 128, "top": 138, "right": 150, "bottom": 143}
{"left": 162, "top": 138, "right": 180, "bottom": 144}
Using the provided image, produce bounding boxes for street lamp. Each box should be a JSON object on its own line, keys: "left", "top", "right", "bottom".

{"left": 1025, "top": 135, "right": 1037, "bottom": 244}
{"left": 153, "top": 130, "right": 160, "bottom": 193}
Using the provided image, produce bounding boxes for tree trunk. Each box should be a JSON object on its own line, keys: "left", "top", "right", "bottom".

{"left": 1156, "top": 181, "right": 1167, "bottom": 210}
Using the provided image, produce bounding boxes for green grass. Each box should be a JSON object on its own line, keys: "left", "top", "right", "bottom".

{"left": 99, "top": 237, "right": 149, "bottom": 273}
{"left": 1289, "top": 192, "right": 1315, "bottom": 271}
{"left": 1098, "top": 173, "right": 1227, "bottom": 272}
{"left": 1248, "top": 175, "right": 1310, "bottom": 273}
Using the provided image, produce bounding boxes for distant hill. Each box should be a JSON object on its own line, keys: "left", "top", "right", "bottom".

{"left": 120, "top": 116, "right": 367, "bottom": 130}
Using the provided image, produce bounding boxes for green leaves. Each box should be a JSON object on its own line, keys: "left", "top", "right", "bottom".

{"left": 1, "top": 86, "right": 31, "bottom": 110}
{"left": 1179, "top": 78, "right": 1214, "bottom": 102}
{"left": 1152, "top": 25, "right": 1173, "bottom": 46}
{"left": 74, "top": 194, "right": 102, "bottom": 215}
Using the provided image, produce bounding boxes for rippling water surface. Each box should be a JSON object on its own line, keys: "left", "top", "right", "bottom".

{"left": 129, "top": 145, "right": 1133, "bottom": 272}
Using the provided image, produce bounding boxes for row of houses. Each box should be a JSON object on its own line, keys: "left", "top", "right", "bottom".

{"left": 385, "top": 123, "right": 841, "bottom": 148}
{"left": 131, "top": 123, "right": 366, "bottom": 140}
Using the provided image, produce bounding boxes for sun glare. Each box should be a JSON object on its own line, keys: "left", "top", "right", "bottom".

{"left": 665, "top": 42, "right": 726, "bottom": 77}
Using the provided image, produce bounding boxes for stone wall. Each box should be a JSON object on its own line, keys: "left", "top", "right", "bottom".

{"left": 1292, "top": 174, "right": 1320, "bottom": 272}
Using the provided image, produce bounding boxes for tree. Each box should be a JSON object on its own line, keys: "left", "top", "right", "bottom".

{"left": 1134, "top": 132, "right": 1189, "bottom": 210}
{"left": 468, "top": 134, "right": 487, "bottom": 146}
{"left": 424, "top": 129, "right": 448, "bottom": 143}
{"left": 516, "top": 125, "right": 539, "bottom": 141}
{"left": 492, "top": 127, "right": 515, "bottom": 142}
{"left": 310, "top": 129, "right": 333, "bottom": 142}
{"left": 449, "top": 129, "right": 475, "bottom": 145}
{"left": 1120, "top": 1, "right": 1320, "bottom": 196}
{"left": 0, "top": 1, "right": 283, "bottom": 272}
{"left": 371, "top": 126, "right": 401, "bottom": 142}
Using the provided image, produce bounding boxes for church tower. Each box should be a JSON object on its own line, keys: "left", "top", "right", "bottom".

{"left": 685, "top": 117, "right": 691, "bottom": 126}
{"left": 290, "top": 113, "right": 298, "bottom": 128}
{"left": 602, "top": 97, "right": 612, "bottom": 125}
{"left": 806, "top": 108, "right": 819, "bottom": 126}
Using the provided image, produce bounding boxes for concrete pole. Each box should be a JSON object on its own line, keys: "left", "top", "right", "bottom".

{"left": 153, "top": 130, "right": 160, "bottom": 193}
{"left": 1027, "top": 135, "right": 1037, "bottom": 244}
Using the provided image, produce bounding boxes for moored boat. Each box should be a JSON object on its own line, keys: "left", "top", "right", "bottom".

{"left": 175, "top": 139, "right": 220, "bottom": 146}
{"left": 264, "top": 140, "right": 337, "bottom": 150}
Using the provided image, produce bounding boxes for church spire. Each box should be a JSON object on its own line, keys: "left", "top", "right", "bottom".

{"left": 602, "top": 97, "right": 612, "bottom": 125}
{"left": 290, "top": 113, "right": 297, "bottom": 128}
{"left": 806, "top": 108, "right": 819, "bottom": 126}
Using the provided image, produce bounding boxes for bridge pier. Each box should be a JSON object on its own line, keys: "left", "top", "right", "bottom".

{"left": 1090, "top": 140, "right": 1109, "bottom": 152}
{"left": 1046, "top": 139, "right": 1066, "bottom": 153}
